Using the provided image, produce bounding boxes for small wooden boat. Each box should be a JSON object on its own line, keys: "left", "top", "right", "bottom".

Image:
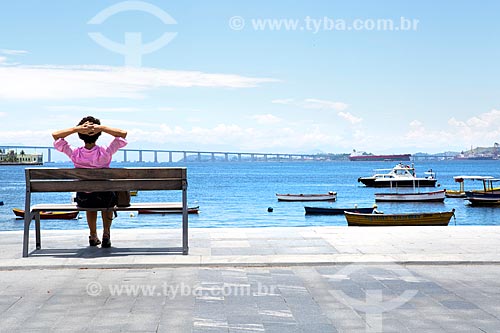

{"left": 138, "top": 206, "right": 200, "bottom": 214}
{"left": 446, "top": 176, "right": 494, "bottom": 198}
{"left": 344, "top": 209, "right": 455, "bottom": 226}
{"left": 13, "top": 208, "right": 78, "bottom": 220}
{"left": 276, "top": 192, "right": 337, "bottom": 202}
{"left": 375, "top": 189, "right": 446, "bottom": 202}
{"left": 305, "top": 206, "right": 375, "bottom": 215}
{"left": 130, "top": 190, "right": 138, "bottom": 196}
{"left": 464, "top": 178, "right": 500, "bottom": 205}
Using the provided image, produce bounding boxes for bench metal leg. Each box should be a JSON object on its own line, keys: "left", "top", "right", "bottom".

{"left": 35, "top": 213, "right": 41, "bottom": 250}
{"left": 23, "top": 212, "right": 32, "bottom": 257}
{"left": 182, "top": 184, "right": 189, "bottom": 255}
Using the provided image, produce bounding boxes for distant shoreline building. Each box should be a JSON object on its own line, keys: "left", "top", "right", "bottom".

{"left": 454, "top": 143, "right": 499, "bottom": 160}
{"left": 349, "top": 150, "right": 411, "bottom": 162}
{"left": 0, "top": 149, "right": 43, "bottom": 165}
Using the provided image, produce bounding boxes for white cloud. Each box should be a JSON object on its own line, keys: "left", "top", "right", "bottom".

{"left": 272, "top": 98, "right": 349, "bottom": 111}
{"left": 403, "top": 129, "right": 454, "bottom": 151}
{"left": 0, "top": 49, "right": 28, "bottom": 66}
{"left": 338, "top": 111, "right": 362, "bottom": 124}
{"left": 45, "top": 105, "right": 141, "bottom": 113}
{"left": 447, "top": 109, "right": 500, "bottom": 144}
{"left": 302, "top": 98, "right": 349, "bottom": 111}
{"left": 1, "top": 123, "right": 337, "bottom": 153}
{"left": 271, "top": 98, "right": 295, "bottom": 105}
{"left": 401, "top": 109, "right": 500, "bottom": 151}
{"left": 7, "top": 109, "right": 500, "bottom": 154}
{"left": 0, "top": 65, "right": 278, "bottom": 100}
{"left": 251, "top": 114, "right": 282, "bottom": 125}
{"left": 186, "top": 117, "right": 202, "bottom": 123}
{"left": 0, "top": 49, "right": 28, "bottom": 55}
{"left": 156, "top": 107, "right": 175, "bottom": 112}
{"left": 271, "top": 98, "right": 361, "bottom": 124}
{"left": 0, "top": 129, "right": 53, "bottom": 146}
{"left": 122, "top": 123, "right": 342, "bottom": 152}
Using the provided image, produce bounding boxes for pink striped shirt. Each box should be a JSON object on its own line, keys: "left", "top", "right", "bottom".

{"left": 54, "top": 137, "right": 127, "bottom": 168}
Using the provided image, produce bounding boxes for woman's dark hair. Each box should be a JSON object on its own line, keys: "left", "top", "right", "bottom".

{"left": 77, "top": 116, "right": 101, "bottom": 144}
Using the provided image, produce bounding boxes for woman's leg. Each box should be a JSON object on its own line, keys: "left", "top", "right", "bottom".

{"left": 86, "top": 211, "right": 100, "bottom": 245}
{"left": 87, "top": 211, "right": 97, "bottom": 234}
{"left": 101, "top": 211, "right": 113, "bottom": 247}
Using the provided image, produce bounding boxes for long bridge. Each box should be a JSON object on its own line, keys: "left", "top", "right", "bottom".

{"left": 0, "top": 145, "right": 456, "bottom": 163}
{"left": 0, "top": 145, "right": 333, "bottom": 163}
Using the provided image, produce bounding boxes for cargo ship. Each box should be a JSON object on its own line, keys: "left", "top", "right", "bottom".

{"left": 349, "top": 150, "right": 411, "bottom": 162}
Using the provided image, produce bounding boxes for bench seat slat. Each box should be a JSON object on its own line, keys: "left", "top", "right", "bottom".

{"left": 31, "top": 202, "right": 185, "bottom": 212}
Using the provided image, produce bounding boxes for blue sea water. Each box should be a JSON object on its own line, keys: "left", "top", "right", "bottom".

{"left": 1, "top": 160, "right": 499, "bottom": 231}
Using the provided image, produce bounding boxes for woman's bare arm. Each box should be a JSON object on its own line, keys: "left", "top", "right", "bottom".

{"left": 52, "top": 123, "right": 90, "bottom": 140}
{"left": 93, "top": 125, "right": 127, "bottom": 138}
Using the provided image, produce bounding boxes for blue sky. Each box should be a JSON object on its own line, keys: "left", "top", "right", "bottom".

{"left": 1, "top": 0, "right": 499, "bottom": 154}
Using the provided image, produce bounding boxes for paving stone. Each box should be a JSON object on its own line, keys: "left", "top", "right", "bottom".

{"left": 439, "top": 299, "right": 480, "bottom": 310}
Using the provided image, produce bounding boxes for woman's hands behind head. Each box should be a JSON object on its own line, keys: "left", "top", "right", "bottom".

{"left": 78, "top": 122, "right": 102, "bottom": 135}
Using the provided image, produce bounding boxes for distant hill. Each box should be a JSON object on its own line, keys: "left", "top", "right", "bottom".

{"left": 460, "top": 144, "right": 499, "bottom": 155}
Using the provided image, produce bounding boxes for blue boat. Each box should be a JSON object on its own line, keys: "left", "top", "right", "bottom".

{"left": 304, "top": 206, "right": 375, "bottom": 215}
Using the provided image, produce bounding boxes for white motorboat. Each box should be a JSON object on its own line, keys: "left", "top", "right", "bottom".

{"left": 358, "top": 163, "right": 437, "bottom": 188}
{"left": 375, "top": 189, "right": 446, "bottom": 202}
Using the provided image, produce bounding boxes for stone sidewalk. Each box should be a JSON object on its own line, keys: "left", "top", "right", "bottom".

{"left": 2, "top": 226, "right": 500, "bottom": 269}
{"left": 1, "top": 226, "right": 500, "bottom": 332}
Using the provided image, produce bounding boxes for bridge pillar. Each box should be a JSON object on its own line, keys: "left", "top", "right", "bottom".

{"left": 225, "top": 153, "right": 228, "bottom": 162}
{"left": 139, "top": 151, "right": 143, "bottom": 163}
{"left": 154, "top": 151, "right": 158, "bottom": 163}
{"left": 47, "top": 148, "right": 52, "bottom": 163}
{"left": 169, "top": 152, "right": 173, "bottom": 163}
{"left": 123, "top": 150, "right": 128, "bottom": 162}
{"left": 211, "top": 153, "right": 215, "bottom": 162}
{"left": 264, "top": 154, "right": 268, "bottom": 162}
{"left": 238, "top": 153, "right": 242, "bottom": 162}
{"left": 183, "top": 152, "right": 187, "bottom": 162}
{"left": 197, "top": 152, "right": 201, "bottom": 162}
{"left": 251, "top": 154, "right": 255, "bottom": 162}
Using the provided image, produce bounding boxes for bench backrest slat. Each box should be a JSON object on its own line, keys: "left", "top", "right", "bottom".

{"left": 30, "top": 179, "right": 184, "bottom": 192}
{"left": 26, "top": 168, "right": 187, "bottom": 193}
{"left": 28, "top": 168, "right": 186, "bottom": 180}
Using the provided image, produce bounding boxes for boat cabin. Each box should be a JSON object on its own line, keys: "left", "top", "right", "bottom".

{"left": 446, "top": 175, "right": 494, "bottom": 198}
{"left": 479, "top": 178, "right": 500, "bottom": 192}
{"left": 373, "top": 164, "right": 417, "bottom": 179}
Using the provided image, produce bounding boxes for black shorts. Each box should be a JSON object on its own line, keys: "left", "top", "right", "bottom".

{"left": 75, "top": 191, "right": 117, "bottom": 208}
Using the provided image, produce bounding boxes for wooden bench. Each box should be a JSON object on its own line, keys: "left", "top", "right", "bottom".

{"left": 22, "top": 167, "right": 189, "bottom": 257}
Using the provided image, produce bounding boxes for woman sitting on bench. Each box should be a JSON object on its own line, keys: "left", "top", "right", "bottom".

{"left": 52, "top": 116, "right": 127, "bottom": 248}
